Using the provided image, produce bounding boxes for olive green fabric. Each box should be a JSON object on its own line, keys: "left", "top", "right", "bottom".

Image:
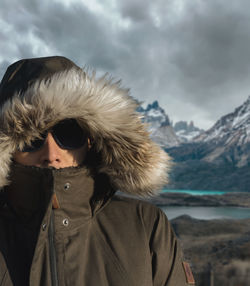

{"left": 0, "top": 164, "right": 189, "bottom": 286}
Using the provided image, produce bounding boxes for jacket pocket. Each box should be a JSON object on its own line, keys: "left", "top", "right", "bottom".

{"left": 95, "top": 234, "right": 134, "bottom": 286}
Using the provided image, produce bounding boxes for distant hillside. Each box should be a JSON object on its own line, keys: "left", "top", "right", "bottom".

{"left": 193, "top": 95, "right": 250, "bottom": 167}
{"left": 165, "top": 96, "right": 250, "bottom": 192}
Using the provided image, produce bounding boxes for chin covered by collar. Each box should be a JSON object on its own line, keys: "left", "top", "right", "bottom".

{"left": 5, "top": 163, "right": 113, "bottom": 226}
{"left": 0, "top": 56, "right": 171, "bottom": 196}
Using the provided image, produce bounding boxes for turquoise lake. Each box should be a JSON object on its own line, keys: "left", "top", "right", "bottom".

{"left": 162, "top": 189, "right": 226, "bottom": 195}
{"left": 160, "top": 190, "right": 250, "bottom": 220}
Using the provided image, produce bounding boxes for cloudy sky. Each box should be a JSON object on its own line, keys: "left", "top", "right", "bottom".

{"left": 1, "top": 0, "right": 250, "bottom": 129}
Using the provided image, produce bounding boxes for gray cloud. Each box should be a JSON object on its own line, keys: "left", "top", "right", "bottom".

{"left": 1, "top": 0, "right": 250, "bottom": 129}
{"left": 117, "top": 0, "right": 151, "bottom": 23}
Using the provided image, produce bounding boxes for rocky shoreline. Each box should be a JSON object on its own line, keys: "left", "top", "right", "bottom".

{"left": 149, "top": 192, "right": 250, "bottom": 207}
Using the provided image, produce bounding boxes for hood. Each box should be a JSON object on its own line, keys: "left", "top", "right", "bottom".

{"left": 0, "top": 56, "right": 171, "bottom": 196}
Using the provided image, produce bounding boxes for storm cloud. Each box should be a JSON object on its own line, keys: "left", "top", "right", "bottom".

{"left": 1, "top": 0, "right": 250, "bottom": 129}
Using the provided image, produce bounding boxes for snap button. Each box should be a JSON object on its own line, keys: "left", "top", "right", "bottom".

{"left": 42, "top": 223, "right": 47, "bottom": 231}
{"left": 62, "top": 218, "right": 69, "bottom": 226}
{"left": 64, "top": 183, "right": 70, "bottom": 190}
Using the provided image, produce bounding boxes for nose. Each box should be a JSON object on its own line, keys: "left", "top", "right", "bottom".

{"left": 40, "top": 132, "right": 62, "bottom": 167}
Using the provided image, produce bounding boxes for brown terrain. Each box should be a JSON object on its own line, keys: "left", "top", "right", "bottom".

{"left": 171, "top": 215, "right": 250, "bottom": 286}
{"left": 154, "top": 193, "right": 250, "bottom": 286}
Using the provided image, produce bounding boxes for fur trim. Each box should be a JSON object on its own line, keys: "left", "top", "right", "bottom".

{"left": 0, "top": 68, "right": 171, "bottom": 196}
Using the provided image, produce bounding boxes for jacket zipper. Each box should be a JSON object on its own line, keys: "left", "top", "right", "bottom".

{"left": 48, "top": 210, "right": 59, "bottom": 286}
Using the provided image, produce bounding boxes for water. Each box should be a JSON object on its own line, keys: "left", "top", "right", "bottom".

{"left": 162, "top": 189, "right": 226, "bottom": 195}
{"left": 160, "top": 206, "right": 250, "bottom": 220}
{"left": 160, "top": 189, "right": 250, "bottom": 219}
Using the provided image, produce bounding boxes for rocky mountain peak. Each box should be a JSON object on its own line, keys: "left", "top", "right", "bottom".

{"left": 140, "top": 100, "right": 170, "bottom": 127}
{"left": 195, "top": 95, "right": 250, "bottom": 146}
{"left": 146, "top": 100, "right": 160, "bottom": 111}
{"left": 173, "top": 120, "right": 204, "bottom": 142}
{"left": 137, "top": 101, "right": 203, "bottom": 146}
{"left": 189, "top": 95, "right": 250, "bottom": 167}
{"left": 138, "top": 101, "right": 179, "bottom": 147}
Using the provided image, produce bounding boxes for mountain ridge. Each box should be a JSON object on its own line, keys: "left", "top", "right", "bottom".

{"left": 138, "top": 100, "right": 202, "bottom": 146}
{"left": 164, "top": 95, "right": 250, "bottom": 192}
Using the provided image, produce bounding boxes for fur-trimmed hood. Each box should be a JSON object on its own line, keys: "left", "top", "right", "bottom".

{"left": 0, "top": 56, "right": 171, "bottom": 196}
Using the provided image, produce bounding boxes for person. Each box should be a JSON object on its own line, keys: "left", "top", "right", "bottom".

{"left": 0, "top": 56, "right": 194, "bottom": 286}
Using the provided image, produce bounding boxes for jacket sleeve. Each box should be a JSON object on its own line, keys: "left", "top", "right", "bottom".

{"left": 146, "top": 206, "right": 193, "bottom": 286}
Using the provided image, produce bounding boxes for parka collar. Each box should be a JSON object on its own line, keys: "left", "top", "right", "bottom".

{"left": 5, "top": 163, "right": 114, "bottom": 230}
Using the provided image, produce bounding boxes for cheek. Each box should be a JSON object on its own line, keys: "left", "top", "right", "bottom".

{"left": 13, "top": 151, "right": 39, "bottom": 166}
{"left": 69, "top": 144, "right": 88, "bottom": 165}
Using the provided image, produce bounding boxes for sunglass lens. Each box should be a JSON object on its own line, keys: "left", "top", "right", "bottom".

{"left": 52, "top": 119, "right": 87, "bottom": 150}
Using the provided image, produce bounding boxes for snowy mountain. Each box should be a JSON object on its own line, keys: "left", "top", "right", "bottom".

{"left": 138, "top": 101, "right": 180, "bottom": 148}
{"left": 195, "top": 95, "right": 250, "bottom": 145}
{"left": 192, "top": 96, "right": 250, "bottom": 166}
{"left": 138, "top": 100, "right": 170, "bottom": 128}
{"left": 173, "top": 121, "right": 204, "bottom": 142}
{"left": 162, "top": 96, "right": 250, "bottom": 192}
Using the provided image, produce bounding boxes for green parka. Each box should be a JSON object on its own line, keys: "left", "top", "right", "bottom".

{"left": 0, "top": 56, "right": 194, "bottom": 286}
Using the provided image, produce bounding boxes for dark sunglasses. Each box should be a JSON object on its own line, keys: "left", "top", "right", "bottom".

{"left": 20, "top": 119, "right": 87, "bottom": 152}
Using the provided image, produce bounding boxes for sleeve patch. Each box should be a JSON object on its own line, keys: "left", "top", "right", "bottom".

{"left": 182, "top": 262, "right": 195, "bottom": 285}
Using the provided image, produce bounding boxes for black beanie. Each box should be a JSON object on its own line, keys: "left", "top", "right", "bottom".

{"left": 0, "top": 56, "right": 80, "bottom": 107}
